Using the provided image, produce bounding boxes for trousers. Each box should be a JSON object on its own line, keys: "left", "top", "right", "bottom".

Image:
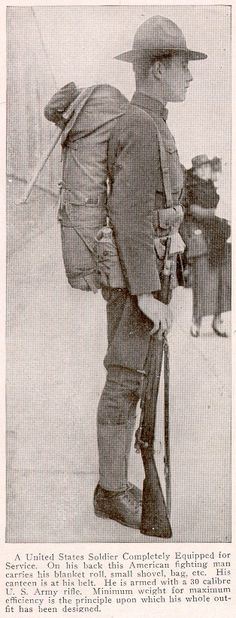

{"left": 97, "top": 287, "right": 152, "bottom": 491}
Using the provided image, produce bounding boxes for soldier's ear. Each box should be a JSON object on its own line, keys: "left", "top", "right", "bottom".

{"left": 152, "top": 60, "right": 162, "bottom": 80}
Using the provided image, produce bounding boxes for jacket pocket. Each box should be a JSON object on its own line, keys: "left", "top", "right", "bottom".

{"left": 165, "top": 142, "right": 177, "bottom": 155}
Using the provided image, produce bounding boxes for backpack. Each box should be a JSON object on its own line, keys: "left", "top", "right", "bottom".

{"left": 45, "top": 83, "right": 184, "bottom": 292}
{"left": 45, "top": 83, "right": 128, "bottom": 292}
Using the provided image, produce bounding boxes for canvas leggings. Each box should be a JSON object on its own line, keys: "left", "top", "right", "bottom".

{"left": 97, "top": 287, "right": 151, "bottom": 491}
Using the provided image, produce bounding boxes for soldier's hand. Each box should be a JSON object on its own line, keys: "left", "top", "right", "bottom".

{"left": 138, "top": 294, "right": 173, "bottom": 338}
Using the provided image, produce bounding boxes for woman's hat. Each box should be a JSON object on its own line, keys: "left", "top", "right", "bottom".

{"left": 192, "top": 155, "right": 222, "bottom": 171}
{"left": 115, "top": 16, "right": 207, "bottom": 62}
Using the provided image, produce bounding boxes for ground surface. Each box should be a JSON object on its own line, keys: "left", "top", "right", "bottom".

{"left": 6, "top": 180, "right": 231, "bottom": 543}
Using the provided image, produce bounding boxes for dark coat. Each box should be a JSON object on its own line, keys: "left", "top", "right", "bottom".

{"left": 181, "top": 169, "right": 230, "bottom": 263}
{"left": 107, "top": 92, "right": 184, "bottom": 295}
{"left": 183, "top": 168, "right": 220, "bottom": 212}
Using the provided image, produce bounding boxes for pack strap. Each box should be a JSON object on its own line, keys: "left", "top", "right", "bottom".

{"left": 59, "top": 205, "right": 98, "bottom": 257}
{"left": 61, "top": 85, "right": 99, "bottom": 145}
{"left": 137, "top": 108, "right": 174, "bottom": 209}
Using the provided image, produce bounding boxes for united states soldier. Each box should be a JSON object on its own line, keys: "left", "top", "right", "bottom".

{"left": 93, "top": 15, "right": 207, "bottom": 530}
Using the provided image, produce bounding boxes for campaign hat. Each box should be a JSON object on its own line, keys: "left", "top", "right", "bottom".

{"left": 115, "top": 16, "right": 207, "bottom": 62}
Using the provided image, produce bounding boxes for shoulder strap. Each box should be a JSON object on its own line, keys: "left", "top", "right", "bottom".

{"left": 138, "top": 108, "right": 174, "bottom": 209}
{"left": 61, "top": 85, "right": 98, "bottom": 145}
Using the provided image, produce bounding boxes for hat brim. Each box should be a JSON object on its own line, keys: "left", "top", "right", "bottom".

{"left": 115, "top": 48, "right": 207, "bottom": 62}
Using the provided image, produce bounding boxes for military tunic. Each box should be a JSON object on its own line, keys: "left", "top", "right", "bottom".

{"left": 102, "top": 92, "right": 184, "bottom": 371}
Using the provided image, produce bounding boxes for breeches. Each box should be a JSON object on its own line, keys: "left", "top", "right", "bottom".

{"left": 97, "top": 287, "right": 152, "bottom": 490}
{"left": 97, "top": 366, "right": 141, "bottom": 426}
{"left": 98, "top": 286, "right": 152, "bottom": 425}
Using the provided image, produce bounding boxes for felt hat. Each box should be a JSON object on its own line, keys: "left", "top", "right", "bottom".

{"left": 115, "top": 16, "right": 207, "bottom": 62}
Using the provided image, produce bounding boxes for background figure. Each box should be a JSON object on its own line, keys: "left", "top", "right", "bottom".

{"left": 181, "top": 155, "right": 231, "bottom": 337}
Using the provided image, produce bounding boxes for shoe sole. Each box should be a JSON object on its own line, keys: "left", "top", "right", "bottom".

{"left": 94, "top": 508, "right": 140, "bottom": 530}
{"left": 212, "top": 326, "right": 228, "bottom": 337}
{"left": 140, "top": 526, "right": 172, "bottom": 539}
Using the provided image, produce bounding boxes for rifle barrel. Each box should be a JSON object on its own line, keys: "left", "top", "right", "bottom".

{"left": 164, "top": 335, "right": 171, "bottom": 516}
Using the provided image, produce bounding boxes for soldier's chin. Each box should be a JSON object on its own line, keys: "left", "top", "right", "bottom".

{"left": 171, "top": 92, "right": 186, "bottom": 102}
{"left": 179, "top": 91, "right": 187, "bottom": 102}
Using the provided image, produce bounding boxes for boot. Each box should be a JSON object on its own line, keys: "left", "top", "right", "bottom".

{"left": 94, "top": 483, "right": 141, "bottom": 529}
{"left": 212, "top": 316, "right": 228, "bottom": 337}
{"left": 96, "top": 423, "right": 142, "bottom": 528}
{"left": 190, "top": 317, "right": 201, "bottom": 337}
{"left": 190, "top": 322, "right": 200, "bottom": 337}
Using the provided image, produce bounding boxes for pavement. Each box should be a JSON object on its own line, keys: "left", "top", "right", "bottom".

{"left": 6, "top": 180, "right": 231, "bottom": 543}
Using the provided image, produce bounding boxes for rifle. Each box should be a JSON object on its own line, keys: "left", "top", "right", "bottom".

{"left": 135, "top": 238, "right": 172, "bottom": 538}
{"left": 163, "top": 334, "right": 171, "bottom": 517}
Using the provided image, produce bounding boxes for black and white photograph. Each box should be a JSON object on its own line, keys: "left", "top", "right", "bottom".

{"left": 5, "top": 3, "right": 231, "bottom": 545}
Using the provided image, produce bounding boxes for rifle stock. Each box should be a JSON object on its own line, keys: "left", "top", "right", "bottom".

{"left": 135, "top": 261, "right": 172, "bottom": 538}
{"left": 139, "top": 335, "right": 172, "bottom": 538}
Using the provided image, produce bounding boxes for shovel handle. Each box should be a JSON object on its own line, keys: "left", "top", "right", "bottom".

{"left": 18, "top": 130, "right": 62, "bottom": 204}
{"left": 17, "top": 90, "right": 85, "bottom": 204}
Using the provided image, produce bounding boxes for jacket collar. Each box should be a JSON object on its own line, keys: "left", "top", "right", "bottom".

{"left": 131, "top": 91, "right": 168, "bottom": 121}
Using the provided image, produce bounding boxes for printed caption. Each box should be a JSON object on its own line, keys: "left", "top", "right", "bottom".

{"left": 5, "top": 550, "right": 231, "bottom": 613}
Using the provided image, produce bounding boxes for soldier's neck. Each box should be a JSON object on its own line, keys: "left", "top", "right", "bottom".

{"left": 136, "top": 84, "right": 168, "bottom": 107}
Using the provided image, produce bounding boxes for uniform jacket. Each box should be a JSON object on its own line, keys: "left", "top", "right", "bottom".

{"left": 107, "top": 92, "right": 184, "bottom": 295}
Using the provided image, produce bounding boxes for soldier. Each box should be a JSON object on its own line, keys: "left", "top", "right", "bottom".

{"left": 94, "top": 15, "right": 207, "bottom": 530}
